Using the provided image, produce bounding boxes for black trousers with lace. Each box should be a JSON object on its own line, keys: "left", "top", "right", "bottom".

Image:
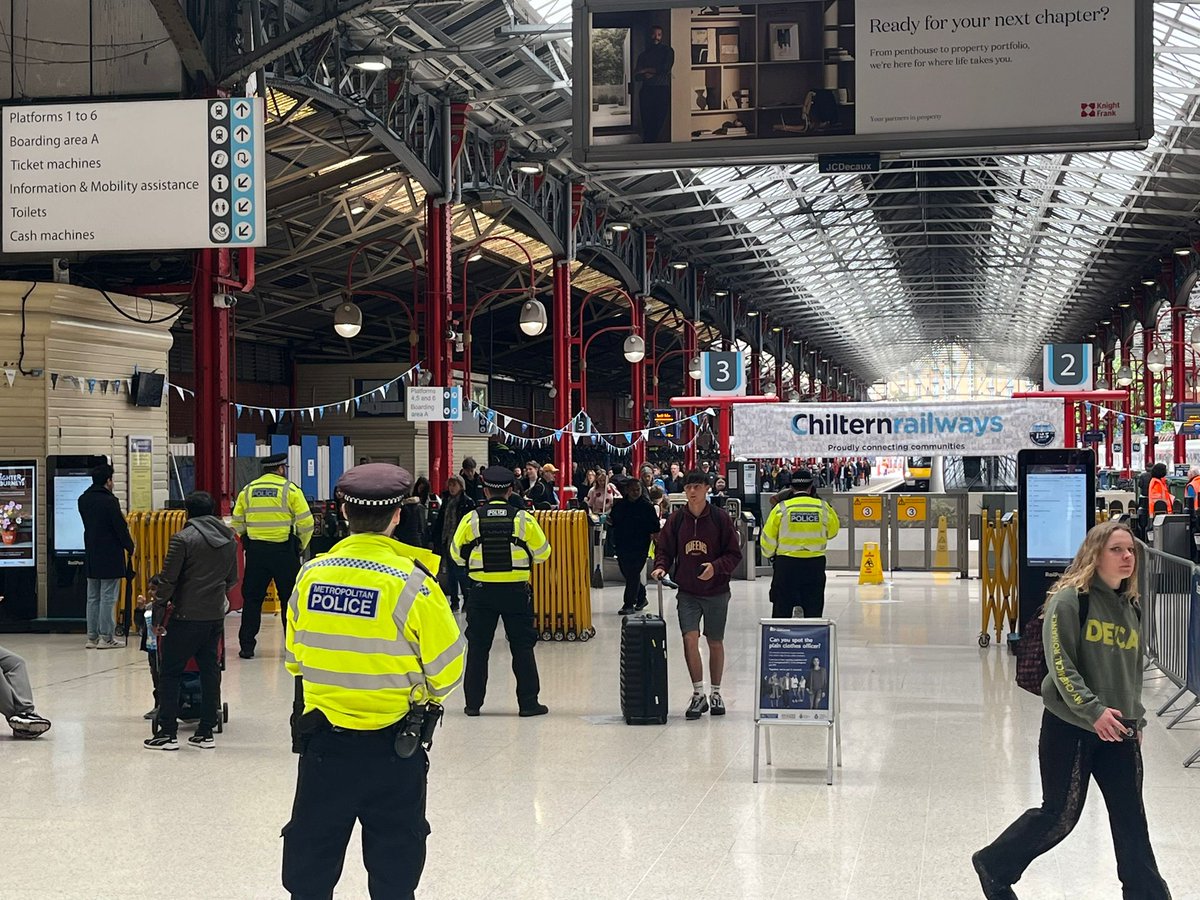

{"left": 977, "top": 710, "right": 1171, "bottom": 899}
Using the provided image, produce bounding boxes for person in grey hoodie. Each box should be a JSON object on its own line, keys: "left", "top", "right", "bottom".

{"left": 145, "top": 491, "right": 238, "bottom": 751}
{"left": 973, "top": 520, "right": 1171, "bottom": 900}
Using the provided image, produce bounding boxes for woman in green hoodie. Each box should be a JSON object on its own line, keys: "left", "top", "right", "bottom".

{"left": 972, "top": 520, "right": 1171, "bottom": 900}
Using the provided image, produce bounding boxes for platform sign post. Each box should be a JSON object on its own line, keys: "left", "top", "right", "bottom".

{"left": 1043, "top": 344, "right": 1094, "bottom": 392}
{"left": 700, "top": 351, "right": 745, "bottom": 397}
{"left": 753, "top": 619, "right": 842, "bottom": 785}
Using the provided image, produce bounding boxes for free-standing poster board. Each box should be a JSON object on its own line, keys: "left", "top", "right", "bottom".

{"left": 753, "top": 618, "right": 842, "bottom": 785}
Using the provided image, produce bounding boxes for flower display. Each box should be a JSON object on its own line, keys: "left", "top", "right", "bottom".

{"left": 1, "top": 500, "right": 24, "bottom": 531}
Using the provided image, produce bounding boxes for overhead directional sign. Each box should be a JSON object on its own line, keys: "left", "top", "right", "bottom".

{"left": 3, "top": 98, "right": 266, "bottom": 253}
{"left": 407, "top": 387, "right": 463, "bottom": 422}
{"left": 700, "top": 351, "right": 746, "bottom": 398}
{"left": 1043, "top": 344, "right": 1093, "bottom": 392}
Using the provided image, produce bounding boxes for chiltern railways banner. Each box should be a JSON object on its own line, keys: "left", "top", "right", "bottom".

{"left": 732, "top": 400, "right": 1065, "bottom": 458}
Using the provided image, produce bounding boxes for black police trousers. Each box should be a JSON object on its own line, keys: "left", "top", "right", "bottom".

{"left": 463, "top": 580, "right": 541, "bottom": 711}
{"left": 769, "top": 555, "right": 827, "bottom": 619}
{"left": 239, "top": 538, "right": 302, "bottom": 653}
{"left": 282, "top": 727, "right": 429, "bottom": 900}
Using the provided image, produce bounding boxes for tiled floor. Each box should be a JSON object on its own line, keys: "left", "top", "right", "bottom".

{"left": 3, "top": 573, "right": 1199, "bottom": 899}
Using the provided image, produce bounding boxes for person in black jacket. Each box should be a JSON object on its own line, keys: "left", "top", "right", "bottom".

{"left": 77, "top": 462, "right": 135, "bottom": 649}
{"left": 430, "top": 476, "right": 477, "bottom": 612}
{"left": 144, "top": 491, "right": 238, "bottom": 750}
{"left": 460, "top": 458, "right": 485, "bottom": 504}
{"left": 609, "top": 477, "right": 662, "bottom": 615}
{"left": 395, "top": 477, "right": 431, "bottom": 548}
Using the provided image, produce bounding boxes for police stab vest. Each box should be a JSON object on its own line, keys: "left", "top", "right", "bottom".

{"left": 466, "top": 502, "right": 532, "bottom": 573}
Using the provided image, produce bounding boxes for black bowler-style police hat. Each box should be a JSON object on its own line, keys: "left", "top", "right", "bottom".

{"left": 262, "top": 453, "right": 288, "bottom": 468}
{"left": 793, "top": 468, "right": 814, "bottom": 488}
{"left": 336, "top": 463, "right": 413, "bottom": 506}
{"left": 482, "top": 465, "right": 516, "bottom": 490}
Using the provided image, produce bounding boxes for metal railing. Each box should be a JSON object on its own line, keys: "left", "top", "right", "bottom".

{"left": 1138, "top": 543, "right": 1200, "bottom": 767}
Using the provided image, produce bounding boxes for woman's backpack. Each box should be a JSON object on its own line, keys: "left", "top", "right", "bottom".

{"left": 1015, "top": 592, "right": 1089, "bottom": 695}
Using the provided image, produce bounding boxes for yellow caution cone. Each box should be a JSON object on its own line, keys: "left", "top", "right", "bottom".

{"left": 934, "top": 515, "right": 950, "bottom": 569}
{"left": 858, "top": 541, "right": 883, "bottom": 585}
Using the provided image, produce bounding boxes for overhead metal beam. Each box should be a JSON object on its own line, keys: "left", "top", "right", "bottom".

{"left": 148, "top": 0, "right": 216, "bottom": 83}
{"left": 220, "top": 0, "right": 390, "bottom": 86}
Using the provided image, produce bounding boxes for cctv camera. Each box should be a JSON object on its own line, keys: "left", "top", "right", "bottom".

{"left": 213, "top": 293, "right": 238, "bottom": 309}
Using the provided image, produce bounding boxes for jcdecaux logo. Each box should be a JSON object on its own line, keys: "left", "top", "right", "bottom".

{"left": 790, "top": 411, "right": 1004, "bottom": 438}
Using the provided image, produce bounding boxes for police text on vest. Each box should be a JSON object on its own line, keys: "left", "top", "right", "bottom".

{"left": 308, "top": 584, "right": 380, "bottom": 618}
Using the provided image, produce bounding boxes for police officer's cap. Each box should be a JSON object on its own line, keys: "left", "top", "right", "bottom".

{"left": 336, "top": 463, "right": 413, "bottom": 507}
{"left": 482, "top": 465, "right": 516, "bottom": 490}
{"left": 262, "top": 453, "right": 288, "bottom": 468}
{"left": 793, "top": 468, "right": 814, "bottom": 488}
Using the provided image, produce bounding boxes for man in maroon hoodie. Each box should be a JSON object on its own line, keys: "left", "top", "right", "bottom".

{"left": 651, "top": 470, "right": 743, "bottom": 719}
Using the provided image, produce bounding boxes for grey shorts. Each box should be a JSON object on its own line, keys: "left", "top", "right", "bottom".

{"left": 677, "top": 590, "right": 731, "bottom": 641}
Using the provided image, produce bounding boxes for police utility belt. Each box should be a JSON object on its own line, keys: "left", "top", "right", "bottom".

{"left": 295, "top": 702, "right": 444, "bottom": 759}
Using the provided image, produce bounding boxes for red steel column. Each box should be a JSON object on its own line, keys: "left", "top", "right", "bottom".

{"left": 630, "top": 293, "right": 647, "bottom": 473}
{"left": 1104, "top": 354, "right": 1114, "bottom": 469}
{"left": 1122, "top": 341, "right": 1132, "bottom": 474}
{"left": 1144, "top": 321, "right": 1155, "bottom": 469}
{"left": 193, "top": 248, "right": 233, "bottom": 514}
{"left": 683, "top": 322, "right": 698, "bottom": 470}
{"left": 425, "top": 197, "right": 453, "bottom": 488}
{"left": 1172, "top": 278, "right": 1186, "bottom": 464}
{"left": 552, "top": 260, "right": 573, "bottom": 500}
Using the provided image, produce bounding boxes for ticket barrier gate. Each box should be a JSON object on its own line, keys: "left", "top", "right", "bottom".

{"left": 820, "top": 493, "right": 970, "bottom": 578}
{"left": 1147, "top": 513, "right": 1193, "bottom": 561}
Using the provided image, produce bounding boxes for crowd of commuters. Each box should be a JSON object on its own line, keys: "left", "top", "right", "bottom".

{"left": 14, "top": 448, "right": 1172, "bottom": 900}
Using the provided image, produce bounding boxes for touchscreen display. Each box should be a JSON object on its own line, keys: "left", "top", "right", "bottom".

{"left": 1025, "top": 464, "right": 1089, "bottom": 565}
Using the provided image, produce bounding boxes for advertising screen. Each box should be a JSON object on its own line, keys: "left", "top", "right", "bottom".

{"left": 0, "top": 462, "right": 36, "bottom": 568}
{"left": 1025, "top": 463, "right": 1089, "bottom": 565}
{"left": 53, "top": 474, "right": 92, "bottom": 555}
{"left": 573, "top": 0, "right": 1151, "bottom": 168}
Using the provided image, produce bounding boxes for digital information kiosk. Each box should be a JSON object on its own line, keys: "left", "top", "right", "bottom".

{"left": 44, "top": 454, "right": 107, "bottom": 626}
{"left": 1016, "top": 449, "right": 1096, "bottom": 630}
{"left": 753, "top": 618, "right": 842, "bottom": 785}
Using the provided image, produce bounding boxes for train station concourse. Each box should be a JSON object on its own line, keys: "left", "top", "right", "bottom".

{"left": 1, "top": 2, "right": 1200, "bottom": 899}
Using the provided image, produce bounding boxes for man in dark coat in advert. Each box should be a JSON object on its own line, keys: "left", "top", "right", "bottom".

{"left": 77, "top": 462, "right": 134, "bottom": 648}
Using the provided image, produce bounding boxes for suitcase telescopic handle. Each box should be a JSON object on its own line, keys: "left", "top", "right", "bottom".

{"left": 658, "top": 578, "right": 664, "bottom": 618}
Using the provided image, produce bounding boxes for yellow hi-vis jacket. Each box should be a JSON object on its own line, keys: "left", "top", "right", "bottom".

{"left": 449, "top": 500, "right": 551, "bottom": 583}
{"left": 285, "top": 533, "right": 464, "bottom": 730}
{"left": 761, "top": 494, "right": 840, "bottom": 560}
{"left": 231, "top": 473, "right": 315, "bottom": 548}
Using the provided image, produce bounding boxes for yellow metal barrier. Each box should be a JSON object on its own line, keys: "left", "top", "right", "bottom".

{"left": 122, "top": 508, "right": 188, "bottom": 634}
{"left": 531, "top": 509, "right": 594, "bottom": 642}
{"left": 978, "top": 509, "right": 1018, "bottom": 649}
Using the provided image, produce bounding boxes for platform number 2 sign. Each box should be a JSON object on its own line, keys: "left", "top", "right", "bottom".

{"left": 701, "top": 351, "right": 746, "bottom": 397}
{"left": 1043, "top": 344, "right": 1093, "bottom": 392}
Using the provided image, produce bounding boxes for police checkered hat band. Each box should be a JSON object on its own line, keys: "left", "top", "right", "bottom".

{"left": 481, "top": 465, "right": 515, "bottom": 490}
{"left": 335, "top": 463, "right": 412, "bottom": 506}
{"left": 262, "top": 453, "right": 288, "bottom": 468}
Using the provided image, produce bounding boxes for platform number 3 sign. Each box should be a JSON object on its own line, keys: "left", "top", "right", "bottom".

{"left": 701, "top": 351, "right": 746, "bottom": 397}
{"left": 1043, "top": 344, "right": 1093, "bottom": 392}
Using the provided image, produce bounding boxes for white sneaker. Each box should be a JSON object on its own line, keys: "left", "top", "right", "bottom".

{"left": 95, "top": 638, "right": 122, "bottom": 650}
{"left": 84, "top": 639, "right": 97, "bottom": 649}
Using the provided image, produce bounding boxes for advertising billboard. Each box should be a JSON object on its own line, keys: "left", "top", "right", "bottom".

{"left": 573, "top": 0, "right": 1151, "bottom": 169}
{"left": 732, "top": 399, "right": 1065, "bottom": 458}
{"left": 0, "top": 462, "right": 36, "bottom": 568}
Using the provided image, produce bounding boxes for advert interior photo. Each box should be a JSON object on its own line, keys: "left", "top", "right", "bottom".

{"left": 588, "top": 0, "right": 856, "bottom": 147}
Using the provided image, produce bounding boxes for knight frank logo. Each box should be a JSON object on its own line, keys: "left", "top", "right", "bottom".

{"left": 1081, "top": 101, "right": 1121, "bottom": 119}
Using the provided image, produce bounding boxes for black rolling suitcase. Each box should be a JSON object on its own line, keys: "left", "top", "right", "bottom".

{"left": 620, "top": 581, "right": 668, "bottom": 725}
